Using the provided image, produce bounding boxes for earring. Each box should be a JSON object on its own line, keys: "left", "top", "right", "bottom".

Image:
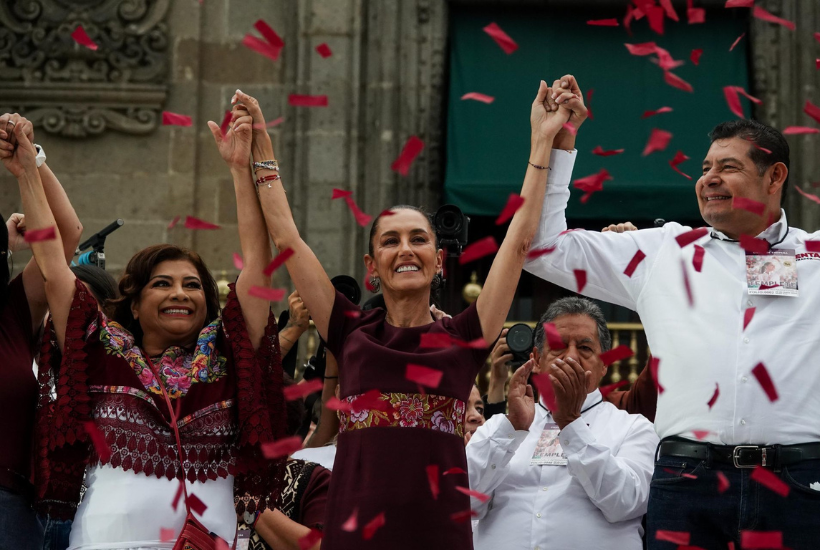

{"left": 369, "top": 276, "right": 381, "bottom": 293}
{"left": 431, "top": 272, "right": 444, "bottom": 291}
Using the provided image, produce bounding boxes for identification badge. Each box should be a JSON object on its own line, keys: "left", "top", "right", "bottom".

{"left": 530, "top": 422, "right": 567, "bottom": 466}
{"left": 745, "top": 249, "right": 798, "bottom": 296}
{"left": 236, "top": 529, "right": 251, "bottom": 550}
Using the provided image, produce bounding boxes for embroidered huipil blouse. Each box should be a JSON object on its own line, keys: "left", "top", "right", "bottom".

{"left": 34, "top": 279, "right": 287, "bottom": 544}
{"left": 321, "top": 291, "right": 491, "bottom": 550}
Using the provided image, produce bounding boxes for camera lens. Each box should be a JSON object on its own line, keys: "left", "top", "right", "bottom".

{"left": 331, "top": 275, "right": 362, "bottom": 305}
{"left": 435, "top": 205, "right": 463, "bottom": 236}
{"left": 506, "top": 323, "right": 534, "bottom": 355}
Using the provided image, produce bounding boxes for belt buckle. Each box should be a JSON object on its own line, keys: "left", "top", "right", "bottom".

{"left": 732, "top": 445, "right": 760, "bottom": 468}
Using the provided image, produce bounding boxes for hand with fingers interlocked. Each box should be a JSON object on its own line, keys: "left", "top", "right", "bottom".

{"left": 0, "top": 114, "right": 37, "bottom": 177}
{"left": 207, "top": 102, "right": 254, "bottom": 172}
{"left": 546, "top": 75, "right": 589, "bottom": 151}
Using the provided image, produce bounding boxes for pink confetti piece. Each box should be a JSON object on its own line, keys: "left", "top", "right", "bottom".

{"left": 288, "top": 94, "right": 328, "bottom": 107}
{"left": 263, "top": 248, "right": 295, "bottom": 276}
{"left": 253, "top": 116, "right": 285, "bottom": 129}
{"left": 283, "top": 379, "right": 324, "bottom": 401}
{"left": 574, "top": 269, "right": 587, "bottom": 293}
{"left": 351, "top": 389, "right": 391, "bottom": 414}
{"left": 455, "top": 486, "right": 490, "bottom": 503}
{"left": 343, "top": 310, "right": 362, "bottom": 319}
{"left": 162, "top": 111, "right": 193, "bottom": 127}
{"left": 459, "top": 236, "right": 499, "bottom": 265}
{"left": 495, "top": 193, "right": 525, "bottom": 225}
{"left": 782, "top": 126, "right": 820, "bottom": 135}
{"left": 242, "top": 34, "right": 281, "bottom": 62}
{"left": 707, "top": 383, "right": 720, "bottom": 410}
{"left": 690, "top": 48, "right": 703, "bottom": 65}
{"left": 729, "top": 32, "right": 746, "bottom": 52}
{"left": 167, "top": 215, "right": 180, "bottom": 230}
{"left": 751, "top": 362, "right": 778, "bottom": 402}
{"left": 450, "top": 509, "right": 479, "bottom": 523}
{"left": 187, "top": 493, "right": 207, "bottom": 516}
{"left": 681, "top": 259, "right": 694, "bottom": 306}
{"left": 343, "top": 196, "right": 372, "bottom": 227}
{"left": 739, "top": 234, "right": 769, "bottom": 254}
{"left": 341, "top": 508, "right": 358, "bottom": 532}
{"left": 804, "top": 100, "right": 820, "bottom": 124}
{"left": 315, "top": 43, "right": 332, "bottom": 58}
{"left": 443, "top": 467, "right": 467, "bottom": 475}
{"left": 160, "top": 528, "right": 175, "bottom": 542}
{"left": 686, "top": 0, "right": 705, "bottom": 24}
{"left": 717, "top": 471, "right": 730, "bottom": 493}
{"left": 83, "top": 421, "right": 112, "bottom": 462}
{"left": 586, "top": 89, "right": 594, "bottom": 120}
{"left": 232, "top": 253, "right": 243, "bottom": 270}
{"left": 183, "top": 216, "right": 220, "bottom": 230}
{"left": 573, "top": 168, "right": 613, "bottom": 203}
{"left": 406, "top": 364, "right": 443, "bottom": 388}
{"left": 253, "top": 19, "right": 285, "bottom": 50}
{"left": 261, "top": 436, "right": 303, "bottom": 459}
{"left": 390, "top": 135, "right": 425, "bottom": 176}
{"left": 71, "top": 25, "right": 98, "bottom": 50}
{"left": 543, "top": 322, "right": 566, "bottom": 350}
{"left": 532, "top": 371, "right": 558, "bottom": 412}
{"left": 741, "top": 531, "right": 783, "bottom": 549}
{"left": 426, "top": 464, "right": 440, "bottom": 500}
{"left": 746, "top": 137, "right": 772, "bottom": 154}
{"left": 461, "top": 92, "right": 495, "bottom": 104}
{"left": 248, "top": 286, "right": 287, "bottom": 302}
{"left": 732, "top": 197, "right": 767, "bottom": 216}
{"left": 625, "top": 41, "right": 658, "bottom": 57}
{"left": 623, "top": 249, "right": 647, "bottom": 277}
{"left": 642, "top": 106, "right": 674, "bottom": 119}
{"left": 646, "top": 5, "right": 665, "bottom": 35}
{"left": 753, "top": 6, "right": 795, "bottom": 31}
{"left": 676, "top": 227, "right": 709, "bottom": 247}
{"left": 483, "top": 22, "right": 518, "bottom": 54}
{"left": 643, "top": 128, "right": 673, "bottom": 156}
{"left": 750, "top": 466, "right": 789, "bottom": 497}
{"left": 561, "top": 122, "right": 578, "bottom": 136}
{"left": 587, "top": 18, "right": 619, "bottom": 26}
{"left": 362, "top": 512, "right": 386, "bottom": 540}
{"left": 725, "top": 0, "right": 754, "bottom": 7}
{"left": 298, "top": 529, "right": 323, "bottom": 550}
{"left": 664, "top": 71, "right": 693, "bottom": 93}
{"left": 743, "top": 307, "right": 756, "bottom": 331}
{"left": 526, "top": 245, "right": 556, "bottom": 259}
{"left": 669, "top": 150, "right": 692, "bottom": 180}
{"left": 332, "top": 188, "right": 353, "bottom": 199}
{"left": 659, "top": 0, "right": 679, "bottom": 21}
{"left": 816, "top": 32, "right": 820, "bottom": 43}
{"left": 218, "top": 110, "right": 231, "bottom": 136}
{"left": 599, "top": 380, "right": 629, "bottom": 398}
{"left": 692, "top": 429, "right": 712, "bottom": 440}
{"left": 599, "top": 345, "right": 634, "bottom": 366}
{"left": 692, "top": 244, "right": 705, "bottom": 272}
{"left": 23, "top": 226, "right": 56, "bottom": 243}
{"left": 325, "top": 396, "right": 353, "bottom": 413}
{"left": 807, "top": 240, "right": 820, "bottom": 252}
{"left": 723, "top": 86, "right": 762, "bottom": 118}
{"left": 656, "top": 531, "right": 691, "bottom": 545}
{"left": 650, "top": 356, "right": 664, "bottom": 394}
{"left": 592, "top": 145, "right": 625, "bottom": 157}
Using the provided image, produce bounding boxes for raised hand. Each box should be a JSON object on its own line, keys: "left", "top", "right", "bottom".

{"left": 207, "top": 104, "right": 253, "bottom": 171}
{"left": 530, "top": 80, "right": 569, "bottom": 146}
{"left": 232, "top": 90, "right": 276, "bottom": 162}
{"left": 2, "top": 121, "right": 39, "bottom": 178}
{"left": 6, "top": 213, "right": 28, "bottom": 253}
{"left": 506, "top": 359, "right": 536, "bottom": 431}
{"left": 547, "top": 75, "right": 588, "bottom": 151}
{"left": 0, "top": 114, "right": 36, "bottom": 177}
{"left": 549, "top": 357, "right": 591, "bottom": 429}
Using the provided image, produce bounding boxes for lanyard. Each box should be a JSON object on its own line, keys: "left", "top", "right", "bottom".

{"left": 710, "top": 227, "right": 790, "bottom": 250}
{"left": 538, "top": 398, "right": 604, "bottom": 417}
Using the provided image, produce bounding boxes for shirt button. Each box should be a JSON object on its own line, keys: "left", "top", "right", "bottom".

{"left": 536, "top": 513, "right": 542, "bottom": 518}
{"left": 743, "top": 337, "right": 750, "bottom": 343}
{"left": 542, "top": 487, "right": 548, "bottom": 491}
{"left": 491, "top": 464, "right": 496, "bottom": 470}
{"left": 747, "top": 300, "right": 753, "bottom": 307}
{"left": 740, "top": 419, "right": 747, "bottom": 425}
{"left": 741, "top": 376, "right": 748, "bottom": 383}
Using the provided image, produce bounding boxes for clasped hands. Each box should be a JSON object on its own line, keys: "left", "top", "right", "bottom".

{"left": 0, "top": 113, "right": 38, "bottom": 178}
{"left": 208, "top": 89, "right": 275, "bottom": 172}
{"left": 530, "top": 74, "right": 589, "bottom": 151}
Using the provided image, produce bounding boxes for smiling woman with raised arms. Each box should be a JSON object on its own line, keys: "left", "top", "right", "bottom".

{"left": 235, "top": 78, "right": 582, "bottom": 549}
{"left": 10, "top": 103, "right": 287, "bottom": 548}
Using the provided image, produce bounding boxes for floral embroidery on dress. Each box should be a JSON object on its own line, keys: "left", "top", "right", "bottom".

{"left": 338, "top": 392, "right": 465, "bottom": 437}
{"left": 90, "top": 316, "right": 228, "bottom": 399}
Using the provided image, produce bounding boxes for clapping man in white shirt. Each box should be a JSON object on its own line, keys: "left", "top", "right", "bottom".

{"left": 467, "top": 297, "right": 658, "bottom": 550}
{"left": 524, "top": 75, "right": 820, "bottom": 549}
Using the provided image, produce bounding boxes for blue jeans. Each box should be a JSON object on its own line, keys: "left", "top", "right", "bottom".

{"left": 647, "top": 453, "right": 820, "bottom": 550}
{"left": 0, "top": 486, "right": 44, "bottom": 550}
{"left": 39, "top": 516, "right": 71, "bottom": 550}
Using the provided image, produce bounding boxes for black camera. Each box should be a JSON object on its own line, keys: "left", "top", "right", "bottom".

{"left": 506, "top": 323, "right": 534, "bottom": 369}
{"left": 433, "top": 204, "right": 470, "bottom": 257}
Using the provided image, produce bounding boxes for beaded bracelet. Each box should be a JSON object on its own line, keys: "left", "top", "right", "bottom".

{"left": 253, "top": 160, "right": 279, "bottom": 173}
{"left": 255, "top": 174, "right": 282, "bottom": 188}
{"left": 528, "top": 161, "right": 551, "bottom": 170}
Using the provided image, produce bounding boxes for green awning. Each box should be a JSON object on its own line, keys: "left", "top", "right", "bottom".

{"left": 445, "top": 6, "right": 750, "bottom": 222}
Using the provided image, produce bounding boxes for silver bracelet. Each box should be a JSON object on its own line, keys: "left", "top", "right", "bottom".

{"left": 253, "top": 160, "right": 279, "bottom": 173}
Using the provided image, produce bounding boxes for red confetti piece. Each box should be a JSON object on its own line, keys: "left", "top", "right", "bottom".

{"left": 574, "top": 269, "right": 587, "bottom": 293}
{"left": 71, "top": 25, "right": 98, "bottom": 50}
{"left": 643, "top": 128, "right": 673, "bottom": 156}
{"left": 263, "top": 248, "right": 295, "bottom": 276}
{"left": 362, "top": 512, "right": 386, "bottom": 541}
{"left": 561, "top": 122, "right": 578, "bottom": 136}
{"left": 729, "top": 32, "right": 746, "bottom": 51}
{"left": 782, "top": 126, "right": 820, "bottom": 135}
{"left": 351, "top": 389, "right": 391, "bottom": 413}
{"left": 261, "top": 436, "right": 303, "bottom": 459}
{"left": 587, "top": 18, "right": 619, "bottom": 26}
{"left": 743, "top": 307, "right": 755, "bottom": 331}
{"left": 298, "top": 529, "right": 323, "bottom": 550}
{"left": 573, "top": 168, "right": 613, "bottom": 203}
{"left": 751, "top": 363, "right": 778, "bottom": 402}
{"left": 461, "top": 92, "right": 495, "bottom": 104}
{"left": 252, "top": 116, "right": 284, "bottom": 130}
{"left": 642, "top": 106, "right": 673, "bottom": 118}
{"left": 391, "top": 136, "right": 425, "bottom": 176}
{"left": 621, "top": 249, "right": 646, "bottom": 278}
{"left": 459, "top": 236, "right": 499, "bottom": 265}
{"left": 343, "top": 310, "right": 362, "bottom": 319}
{"left": 167, "top": 215, "right": 180, "bottom": 230}
{"left": 723, "top": 86, "right": 762, "bottom": 119}
{"left": 325, "top": 396, "right": 353, "bottom": 413}
{"left": 816, "top": 32, "right": 820, "bottom": 43}
{"left": 242, "top": 35, "right": 281, "bottom": 62}
{"left": 315, "top": 43, "right": 332, "bottom": 58}
{"left": 725, "top": 0, "right": 754, "bottom": 7}
{"left": 253, "top": 19, "right": 285, "bottom": 56}
{"left": 341, "top": 508, "right": 358, "bottom": 532}
{"left": 592, "top": 146, "right": 625, "bottom": 157}
{"left": 676, "top": 227, "right": 709, "bottom": 247}
{"left": 664, "top": 71, "right": 693, "bottom": 93}
{"left": 450, "top": 509, "right": 479, "bottom": 523}
{"left": 816, "top": 59, "right": 819, "bottom": 70}
{"left": 646, "top": 6, "right": 665, "bottom": 35}
{"left": 681, "top": 259, "right": 694, "bottom": 306}
{"left": 526, "top": 245, "right": 556, "bottom": 259}
{"left": 483, "top": 22, "right": 518, "bottom": 54}
{"left": 288, "top": 94, "right": 328, "bottom": 107}
{"left": 586, "top": 89, "right": 594, "bottom": 120}
{"left": 219, "top": 110, "right": 231, "bottom": 136}
{"left": 740, "top": 531, "right": 783, "bottom": 549}
{"left": 707, "top": 383, "right": 720, "bottom": 410}
{"left": 649, "top": 356, "right": 664, "bottom": 394}
{"left": 406, "top": 364, "right": 443, "bottom": 388}
{"left": 804, "top": 100, "right": 820, "bottom": 124}
{"left": 495, "top": 193, "right": 525, "bottom": 225}
{"left": 23, "top": 226, "right": 56, "bottom": 243}
{"left": 419, "top": 333, "right": 453, "bottom": 348}
{"left": 187, "top": 493, "right": 207, "bottom": 516}
{"left": 344, "top": 196, "right": 372, "bottom": 227}
{"left": 443, "top": 467, "right": 467, "bottom": 475}
{"left": 692, "top": 245, "right": 705, "bottom": 272}
{"left": 543, "top": 322, "right": 566, "bottom": 350}
{"left": 160, "top": 527, "right": 175, "bottom": 542}
{"left": 752, "top": 6, "right": 795, "bottom": 31}
{"left": 162, "top": 111, "right": 193, "bottom": 127}
{"left": 732, "top": 197, "right": 766, "bottom": 216}
{"left": 807, "top": 240, "right": 820, "bottom": 252}
{"left": 795, "top": 186, "right": 820, "bottom": 207}
{"left": 746, "top": 138, "right": 772, "bottom": 154}
{"left": 692, "top": 429, "right": 712, "bottom": 440}
{"left": 739, "top": 234, "right": 769, "bottom": 254}
{"left": 690, "top": 48, "right": 703, "bottom": 65}
{"left": 283, "top": 379, "right": 324, "bottom": 401}
{"left": 599, "top": 345, "right": 635, "bottom": 366}
{"left": 750, "top": 466, "right": 789, "bottom": 497}
{"left": 172, "top": 480, "right": 184, "bottom": 511}
{"left": 184, "top": 216, "right": 220, "bottom": 230}
{"left": 659, "top": 0, "right": 679, "bottom": 21}
{"left": 623, "top": 5, "right": 638, "bottom": 35}
{"left": 669, "top": 150, "right": 692, "bottom": 180}
{"left": 625, "top": 41, "right": 658, "bottom": 57}
{"left": 248, "top": 286, "right": 287, "bottom": 302}
{"left": 232, "top": 253, "right": 243, "bottom": 270}
{"left": 717, "top": 471, "right": 730, "bottom": 493}
{"left": 656, "top": 530, "right": 690, "bottom": 545}
{"left": 599, "top": 380, "right": 629, "bottom": 398}
{"left": 426, "top": 464, "right": 440, "bottom": 500}
{"left": 455, "top": 486, "right": 490, "bottom": 503}
{"left": 332, "top": 188, "right": 353, "bottom": 199}
{"left": 687, "top": 0, "right": 705, "bottom": 24}
{"left": 83, "top": 421, "right": 112, "bottom": 462}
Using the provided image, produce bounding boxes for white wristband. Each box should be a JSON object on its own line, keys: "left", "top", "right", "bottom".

{"left": 34, "top": 144, "right": 46, "bottom": 168}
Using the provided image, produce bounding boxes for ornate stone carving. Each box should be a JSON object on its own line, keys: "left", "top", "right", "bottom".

{"left": 0, "top": 0, "right": 169, "bottom": 137}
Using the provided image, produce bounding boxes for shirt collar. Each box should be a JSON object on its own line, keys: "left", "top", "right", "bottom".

{"left": 539, "top": 389, "right": 603, "bottom": 416}
{"left": 709, "top": 209, "right": 788, "bottom": 244}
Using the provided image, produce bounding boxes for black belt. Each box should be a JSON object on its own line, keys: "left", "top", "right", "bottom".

{"left": 0, "top": 468, "right": 34, "bottom": 501}
{"left": 658, "top": 438, "right": 820, "bottom": 469}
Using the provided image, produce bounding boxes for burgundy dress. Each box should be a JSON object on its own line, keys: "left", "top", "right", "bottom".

{"left": 322, "top": 291, "right": 490, "bottom": 550}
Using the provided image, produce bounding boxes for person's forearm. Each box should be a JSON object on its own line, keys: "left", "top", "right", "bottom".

{"left": 39, "top": 163, "right": 82, "bottom": 262}
{"left": 255, "top": 508, "right": 320, "bottom": 550}
{"left": 487, "top": 374, "right": 507, "bottom": 404}
{"left": 234, "top": 165, "right": 273, "bottom": 272}
{"left": 251, "top": 141, "right": 301, "bottom": 252}
{"left": 17, "top": 169, "right": 66, "bottom": 278}
{"left": 278, "top": 325, "right": 302, "bottom": 357}
{"left": 305, "top": 352, "right": 339, "bottom": 448}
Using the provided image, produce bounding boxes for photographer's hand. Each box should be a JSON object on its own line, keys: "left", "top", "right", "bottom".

{"left": 488, "top": 328, "right": 512, "bottom": 404}
{"left": 506, "top": 360, "right": 535, "bottom": 431}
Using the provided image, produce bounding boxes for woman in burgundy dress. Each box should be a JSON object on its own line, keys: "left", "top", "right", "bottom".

{"left": 10, "top": 104, "right": 287, "bottom": 547}
{"left": 236, "top": 80, "right": 573, "bottom": 549}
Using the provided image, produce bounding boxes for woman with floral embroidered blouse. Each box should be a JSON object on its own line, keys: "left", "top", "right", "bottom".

{"left": 11, "top": 104, "right": 287, "bottom": 548}
{"left": 232, "top": 80, "right": 575, "bottom": 549}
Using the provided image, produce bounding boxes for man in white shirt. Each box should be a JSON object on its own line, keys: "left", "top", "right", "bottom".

{"left": 524, "top": 75, "right": 820, "bottom": 549}
{"left": 467, "top": 297, "right": 658, "bottom": 550}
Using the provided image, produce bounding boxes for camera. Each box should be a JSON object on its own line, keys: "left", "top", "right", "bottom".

{"left": 506, "top": 323, "right": 534, "bottom": 369}
{"left": 433, "top": 204, "right": 470, "bottom": 257}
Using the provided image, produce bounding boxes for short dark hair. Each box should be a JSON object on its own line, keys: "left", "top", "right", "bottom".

{"left": 533, "top": 297, "right": 612, "bottom": 354}
{"left": 107, "top": 244, "right": 220, "bottom": 345}
{"left": 708, "top": 120, "right": 790, "bottom": 206}
{"left": 71, "top": 265, "right": 119, "bottom": 306}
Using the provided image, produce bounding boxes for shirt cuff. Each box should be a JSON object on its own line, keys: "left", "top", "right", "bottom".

{"left": 558, "top": 417, "right": 596, "bottom": 455}
{"left": 548, "top": 148, "right": 577, "bottom": 190}
{"left": 492, "top": 415, "right": 529, "bottom": 452}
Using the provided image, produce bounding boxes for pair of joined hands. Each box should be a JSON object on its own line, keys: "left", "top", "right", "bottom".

{"left": 0, "top": 114, "right": 38, "bottom": 179}
{"left": 530, "top": 74, "right": 589, "bottom": 150}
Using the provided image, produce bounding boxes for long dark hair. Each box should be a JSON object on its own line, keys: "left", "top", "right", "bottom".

{"left": 106, "top": 244, "right": 220, "bottom": 345}
{"left": 71, "top": 265, "right": 119, "bottom": 306}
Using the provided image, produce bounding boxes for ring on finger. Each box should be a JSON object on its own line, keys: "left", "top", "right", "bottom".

{"left": 7, "top": 120, "right": 15, "bottom": 127}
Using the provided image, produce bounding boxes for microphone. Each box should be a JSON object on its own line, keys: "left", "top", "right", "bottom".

{"left": 75, "top": 219, "right": 124, "bottom": 269}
